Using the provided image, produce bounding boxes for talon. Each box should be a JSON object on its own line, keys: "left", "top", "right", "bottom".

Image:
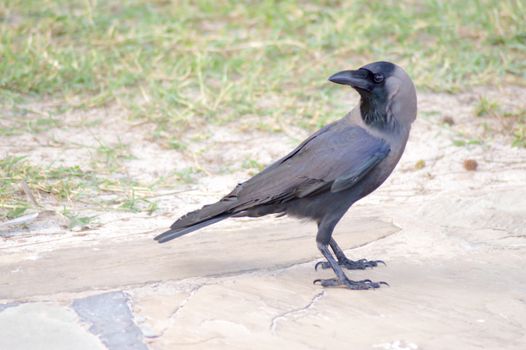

{"left": 335, "top": 257, "right": 386, "bottom": 270}
{"left": 313, "top": 276, "right": 387, "bottom": 290}
{"left": 359, "top": 279, "right": 372, "bottom": 283}
{"left": 379, "top": 281, "right": 390, "bottom": 286}
{"left": 314, "top": 262, "right": 324, "bottom": 271}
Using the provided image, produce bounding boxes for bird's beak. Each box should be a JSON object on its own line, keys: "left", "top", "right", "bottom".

{"left": 328, "top": 69, "right": 373, "bottom": 92}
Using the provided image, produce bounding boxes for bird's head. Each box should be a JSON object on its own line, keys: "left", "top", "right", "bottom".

{"left": 329, "top": 61, "right": 417, "bottom": 130}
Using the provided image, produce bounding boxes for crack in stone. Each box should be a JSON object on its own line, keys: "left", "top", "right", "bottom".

{"left": 169, "top": 285, "right": 202, "bottom": 320}
{"left": 156, "top": 284, "right": 203, "bottom": 338}
{"left": 342, "top": 229, "right": 401, "bottom": 252}
{"left": 270, "top": 290, "right": 325, "bottom": 333}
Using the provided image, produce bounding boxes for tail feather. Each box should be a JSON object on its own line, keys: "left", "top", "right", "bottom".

{"left": 154, "top": 214, "right": 229, "bottom": 243}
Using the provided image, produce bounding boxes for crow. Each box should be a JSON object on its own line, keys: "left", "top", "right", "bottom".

{"left": 155, "top": 61, "right": 417, "bottom": 290}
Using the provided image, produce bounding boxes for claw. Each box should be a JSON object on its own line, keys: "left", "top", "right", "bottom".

{"left": 313, "top": 276, "right": 387, "bottom": 290}
{"left": 315, "top": 258, "right": 385, "bottom": 272}
{"left": 379, "top": 281, "right": 390, "bottom": 286}
{"left": 338, "top": 257, "right": 386, "bottom": 270}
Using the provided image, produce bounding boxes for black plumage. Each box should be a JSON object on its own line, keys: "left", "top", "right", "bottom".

{"left": 155, "top": 61, "right": 417, "bottom": 290}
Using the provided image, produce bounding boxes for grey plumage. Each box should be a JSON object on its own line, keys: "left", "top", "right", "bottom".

{"left": 155, "top": 61, "right": 417, "bottom": 290}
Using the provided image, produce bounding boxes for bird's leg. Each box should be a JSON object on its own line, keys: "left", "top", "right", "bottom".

{"left": 313, "top": 220, "right": 386, "bottom": 290}
{"left": 314, "top": 238, "right": 385, "bottom": 271}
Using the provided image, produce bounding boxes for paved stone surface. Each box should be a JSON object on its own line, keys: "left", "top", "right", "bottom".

{"left": 0, "top": 303, "right": 105, "bottom": 350}
{"left": 72, "top": 292, "right": 147, "bottom": 350}
{"left": 0, "top": 302, "right": 18, "bottom": 312}
{"left": 0, "top": 216, "right": 397, "bottom": 299}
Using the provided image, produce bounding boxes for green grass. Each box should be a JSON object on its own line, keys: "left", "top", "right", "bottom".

{"left": 2, "top": 0, "right": 525, "bottom": 131}
{"left": 1, "top": 0, "right": 525, "bottom": 220}
{"left": 513, "top": 126, "right": 526, "bottom": 147}
{"left": 509, "top": 109, "right": 526, "bottom": 147}
{"left": 62, "top": 207, "right": 97, "bottom": 230}
{"left": 472, "top": 97, "right": 526, "bottom": 146}
{"left": 93, "top": 140, "right": 134, "bottom": 172}
{"left": 0, "top": 156, "right": 160, "bottom": 221}
{"left": 243, "top": 158, "right": 266, "bottom": 175}
{"left": 474, "top": 97, "right": 500, "bottom": 117}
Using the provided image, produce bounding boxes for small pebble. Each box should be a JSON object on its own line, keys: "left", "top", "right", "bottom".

{"left": 415, "top": 159, "right": 426, "bottom": 170}
{"left": 463, "top": 159, "right": 478, "bottom": 171}
{"left": 441, "top": 116, "right": 455, "bottom": 126}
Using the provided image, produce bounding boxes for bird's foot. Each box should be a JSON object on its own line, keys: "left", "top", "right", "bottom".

{"left": 315, "top": 258, "right": 385, "bottom": 271}
{"left": 313, "top": 277, "right": 388, "bottom": 290}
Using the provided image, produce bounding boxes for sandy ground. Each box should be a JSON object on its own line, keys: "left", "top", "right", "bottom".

{"left": 1, "top": 87, "right": 526, "bottom": 350}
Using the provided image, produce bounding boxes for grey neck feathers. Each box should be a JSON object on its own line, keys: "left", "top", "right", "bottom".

{"left": 359, "top": 94, "right": 397, "bottom": 131}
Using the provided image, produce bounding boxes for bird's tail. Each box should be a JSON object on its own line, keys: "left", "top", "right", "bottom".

{"left": 154, "top": 214, "right": 230, "bottom": 243}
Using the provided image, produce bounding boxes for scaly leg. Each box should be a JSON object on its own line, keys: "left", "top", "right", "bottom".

{"left": 315, "top": 238, "right": 385, "bottom": 271}
{"left": 313, "top": 219, "right": 386, "bottom": 290}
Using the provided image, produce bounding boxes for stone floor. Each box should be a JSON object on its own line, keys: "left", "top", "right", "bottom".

{"left": 2, "top": 183, "right": 526, "bottom": 349}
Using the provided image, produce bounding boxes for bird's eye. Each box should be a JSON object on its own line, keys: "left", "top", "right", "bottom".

{"left": 373, "top": 73, "right": 384, "bottom": 83}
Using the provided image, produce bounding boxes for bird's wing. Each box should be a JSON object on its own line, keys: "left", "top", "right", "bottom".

{"left": 255, "top": 121, "right": 338, "bottom": 175}
{"left": 227, "top": 124, "right": 391, "bottom": 211}
{"left": 168, "top": 123, "right": 389, "bottom": 230}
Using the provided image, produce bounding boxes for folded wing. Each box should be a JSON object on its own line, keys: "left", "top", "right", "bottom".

{"left": 169, "top": 124, "right": 390, "bottom": 229}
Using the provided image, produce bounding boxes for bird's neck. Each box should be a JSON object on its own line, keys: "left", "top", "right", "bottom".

{"left": 359, "top": 94, "right": 394, "bottom": 130}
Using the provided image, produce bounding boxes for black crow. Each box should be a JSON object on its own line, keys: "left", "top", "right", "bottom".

{"left": 155, "top": 61, "right": 417, "bottom": 290}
